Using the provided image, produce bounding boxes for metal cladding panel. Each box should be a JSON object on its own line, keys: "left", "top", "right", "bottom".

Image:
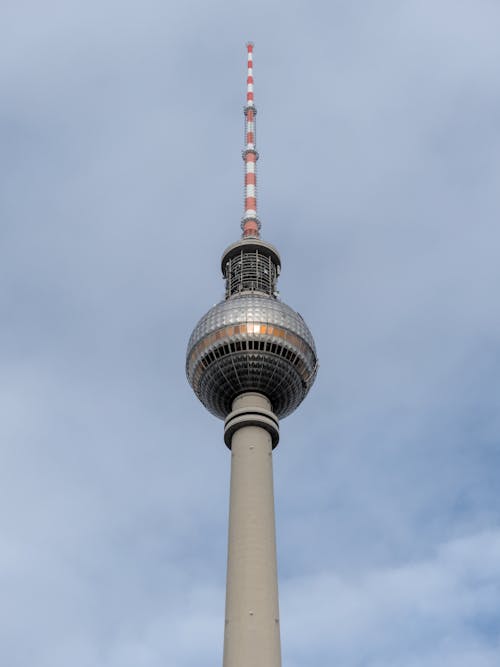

{"left": 186, "top": 294, "right": 318, "bottom": 419}
{"left": 188, "top": 295, "right": 316, "bottom": 351}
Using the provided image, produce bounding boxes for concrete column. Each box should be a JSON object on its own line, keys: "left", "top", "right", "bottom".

{"left": 222, "top": 392, "right": 281, "bottom": 667}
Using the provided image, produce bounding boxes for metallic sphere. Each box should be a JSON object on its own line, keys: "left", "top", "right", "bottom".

{"left": 186, "top": 294, "right": 318, "bottom": 419}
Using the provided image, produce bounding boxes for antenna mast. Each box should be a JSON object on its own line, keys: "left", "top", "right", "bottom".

{"left": 241, "top": 42, "right": 260, "bottom": 238}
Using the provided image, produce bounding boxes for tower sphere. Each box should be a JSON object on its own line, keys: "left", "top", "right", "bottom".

{"left": 186, "top": 277, "right": 318, "bottom": 420}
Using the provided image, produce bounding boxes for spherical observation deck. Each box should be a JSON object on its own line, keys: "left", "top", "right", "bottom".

{"left": 186, "top": 294, "right": 318, "bottom": 419}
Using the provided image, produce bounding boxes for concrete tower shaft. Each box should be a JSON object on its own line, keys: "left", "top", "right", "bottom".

{"left": 223, "top": 393, "right": 281, "bottom": 667}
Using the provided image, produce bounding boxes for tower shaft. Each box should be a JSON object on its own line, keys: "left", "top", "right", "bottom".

{"left": 223, "top": 393, "right": 281, "bottom": 667}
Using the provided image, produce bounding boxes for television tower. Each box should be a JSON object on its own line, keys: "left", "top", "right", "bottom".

{"left": 186, "top": 43, "right": 318, "bottom": 667}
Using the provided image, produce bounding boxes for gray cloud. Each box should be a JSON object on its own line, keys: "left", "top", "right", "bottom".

{"left": 1, "top": 0, "right": 499, "bottom": 665}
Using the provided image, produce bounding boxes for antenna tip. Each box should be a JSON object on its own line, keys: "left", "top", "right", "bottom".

{"left": 246, "top": 41, "right": 254, "bottom": 50}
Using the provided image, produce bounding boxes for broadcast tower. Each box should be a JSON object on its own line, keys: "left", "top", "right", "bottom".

{"left": 186, "top": 43, "right": 318, "bottom": 667}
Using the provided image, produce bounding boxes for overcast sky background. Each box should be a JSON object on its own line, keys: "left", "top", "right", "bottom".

{"left": 2, "top": 1, "right": 500, "bottom": 665}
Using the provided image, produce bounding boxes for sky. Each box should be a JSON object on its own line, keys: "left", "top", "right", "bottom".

{"left": 1, "top": 1, "right": 500, "bottom": 665}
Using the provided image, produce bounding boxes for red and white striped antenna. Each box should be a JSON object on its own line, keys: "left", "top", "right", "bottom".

{"left": 241, "top": 42, "right": 261, "bottom": 238}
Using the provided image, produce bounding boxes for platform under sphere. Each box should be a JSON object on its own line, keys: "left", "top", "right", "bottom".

{"left": 186, "top": 294, "right": 318, "bottom": 419}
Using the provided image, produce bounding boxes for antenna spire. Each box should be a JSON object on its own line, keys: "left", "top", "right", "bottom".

{"left": 241, "top": 42, "right": 260, "bottom": 238}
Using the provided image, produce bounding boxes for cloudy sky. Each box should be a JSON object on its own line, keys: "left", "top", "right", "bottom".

{"left": 2, "top": 1, "right": 500, "bottom": 665}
